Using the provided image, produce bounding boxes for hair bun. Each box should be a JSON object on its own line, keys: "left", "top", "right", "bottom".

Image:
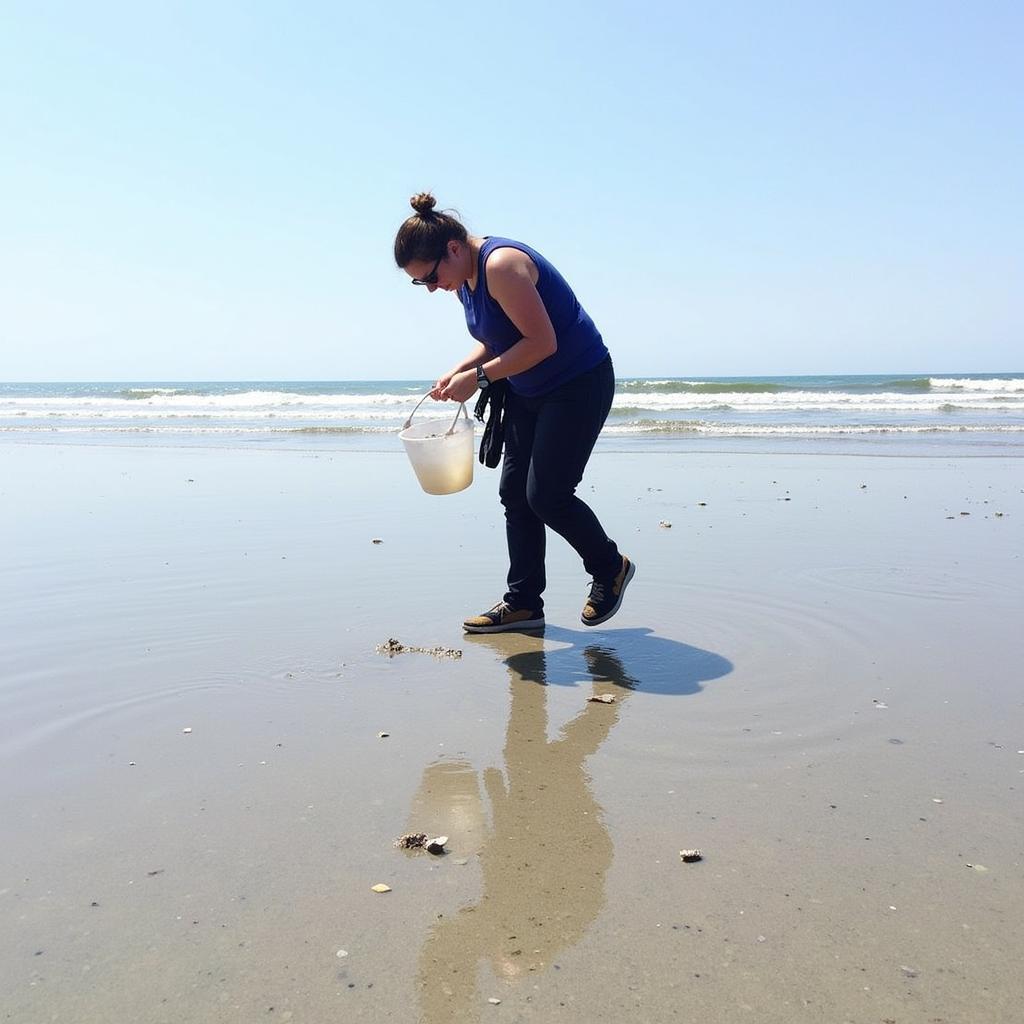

{"left": 410, "top": 192, "right": 437, "bottom": 216}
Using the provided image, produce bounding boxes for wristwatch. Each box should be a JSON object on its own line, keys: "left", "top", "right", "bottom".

{"left": 475, "top": 365, "right": 491, "bottom": 390}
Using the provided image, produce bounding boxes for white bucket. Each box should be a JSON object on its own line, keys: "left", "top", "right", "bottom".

{"left": 399, "top": 394, "right": 475, "bottom": 495}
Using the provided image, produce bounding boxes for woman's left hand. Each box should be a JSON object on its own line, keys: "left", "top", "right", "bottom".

{"left": 440, "top": 369, "right": 479, "bottom": 403}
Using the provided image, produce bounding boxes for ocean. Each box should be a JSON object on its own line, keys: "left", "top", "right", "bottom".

{"left": 2, "top": 374, "right": 1022, "bottom": 451}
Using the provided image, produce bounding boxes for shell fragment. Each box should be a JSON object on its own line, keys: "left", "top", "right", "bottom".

{"left": 426, "top": 836, "right": 449, "bottom": 855}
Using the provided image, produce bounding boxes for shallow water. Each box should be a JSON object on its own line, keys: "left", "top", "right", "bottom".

{"left": 2, "top": 442, "right": 1022, "bottom": 1022}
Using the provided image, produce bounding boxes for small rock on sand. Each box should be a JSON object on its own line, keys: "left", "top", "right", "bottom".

{"left": 371, "top": 883, "right": 392, "bottom": 893}
{"left": 587, "top": 694, "right": 616, "bottom": 704}
{"left": 680, "top": 849, "right": 703, "bottom": 863}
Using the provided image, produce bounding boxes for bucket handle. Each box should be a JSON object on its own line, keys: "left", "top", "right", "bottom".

{"left": 402, "top": 391, "right": 469, "bottom": 435}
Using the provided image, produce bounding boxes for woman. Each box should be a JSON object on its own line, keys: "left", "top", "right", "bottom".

{"left": 394, "top": 192, "right": 634, "bottom": 633}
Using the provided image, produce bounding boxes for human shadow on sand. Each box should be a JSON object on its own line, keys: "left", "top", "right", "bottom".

{"left": 411, "top": 628, "right": 731, "bottom": 1022}
{"left": 489, "top": 624, "right": 732, "bottom": 697}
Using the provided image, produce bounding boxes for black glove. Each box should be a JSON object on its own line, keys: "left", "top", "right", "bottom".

{"left": 473, "top": 379, "right": 508, "bottom": 468}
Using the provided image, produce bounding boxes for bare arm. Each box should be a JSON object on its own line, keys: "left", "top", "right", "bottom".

{"left": 451, "top": 342, "right": 492, "bottom": 376}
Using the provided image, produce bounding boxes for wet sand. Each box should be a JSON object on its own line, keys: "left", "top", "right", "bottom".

{"left": 2, "top": 440, "right": 1023, "bottom": 1023}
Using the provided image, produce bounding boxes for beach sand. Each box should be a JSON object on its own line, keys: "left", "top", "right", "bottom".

{"left": 2, "top": 440, "right": 1022, "bottom": 1023}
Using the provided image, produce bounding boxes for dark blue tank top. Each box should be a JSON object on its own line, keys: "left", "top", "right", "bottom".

{"left": 458, "top": 237, "right": 609, "bottom": 397}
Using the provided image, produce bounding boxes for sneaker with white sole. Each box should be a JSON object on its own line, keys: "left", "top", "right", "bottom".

{"left": 581, "top": 556, "right": 636, "bottom": 626}
{"left": 463, "top": 601, "right": 545, "bottom": 634}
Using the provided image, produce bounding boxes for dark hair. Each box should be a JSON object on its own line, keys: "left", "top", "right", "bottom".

{"left": 393, "top": 192, "right": 468, "bottom": 267}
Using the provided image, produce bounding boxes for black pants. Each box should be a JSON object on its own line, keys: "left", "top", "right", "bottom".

{"left": 499, "top": 356, "right": 621, "bottom": 611}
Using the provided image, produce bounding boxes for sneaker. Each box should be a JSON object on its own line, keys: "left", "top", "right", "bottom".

{"left": 581, "top": 556, "right": 636, "bottom": 626}
{"left": 463, "top": 601, "right": 545, "bottom": 634}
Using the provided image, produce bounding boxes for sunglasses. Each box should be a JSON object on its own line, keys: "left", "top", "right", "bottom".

{"left": 411, "top": 252, "right": 445, "bottom": 286}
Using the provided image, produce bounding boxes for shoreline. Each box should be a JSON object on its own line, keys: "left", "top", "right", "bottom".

{"left": 4, "top": 430, "right": 1024, "bottom": 459}
{"left": 4, "top": 374, "right": 1023, "bottom": 450}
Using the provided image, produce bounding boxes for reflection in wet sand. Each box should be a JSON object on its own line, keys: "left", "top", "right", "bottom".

{"left": 413, "top": 633, "right": 637, "bottom": 1022}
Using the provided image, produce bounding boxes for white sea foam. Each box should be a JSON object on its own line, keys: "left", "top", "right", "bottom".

{"left": 2, "top": 377, "right": 1022, "bottom": 442}
{"left": 24, "top": 407, "right": 401, "bottom": 421}
{"left": 929, "top": 377, "right": 1024, "bottom": 391}
{"left": 1, "top": 390, "right": 413, "bottom": 410}
{"left": 611, "top": 391, "right": 1021, "bottom": 413}
{"left": 602, "top": 422, "right": 1024, "bottom": 436}
{"left": 122, "top": 387, "right": 186, "bottom": 396}
{"left": 5, "top": 386, "right": 1020, "bottom": 421}
{"left": 0, "top": 424, "right": 395, "bottom": 434}
{"left": 4, "top": 421, "right": 1022, "bottom": 438}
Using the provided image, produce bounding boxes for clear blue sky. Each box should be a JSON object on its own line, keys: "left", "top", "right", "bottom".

{"left": 2, "top": 1, "right": 1021, "bottom": 380}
